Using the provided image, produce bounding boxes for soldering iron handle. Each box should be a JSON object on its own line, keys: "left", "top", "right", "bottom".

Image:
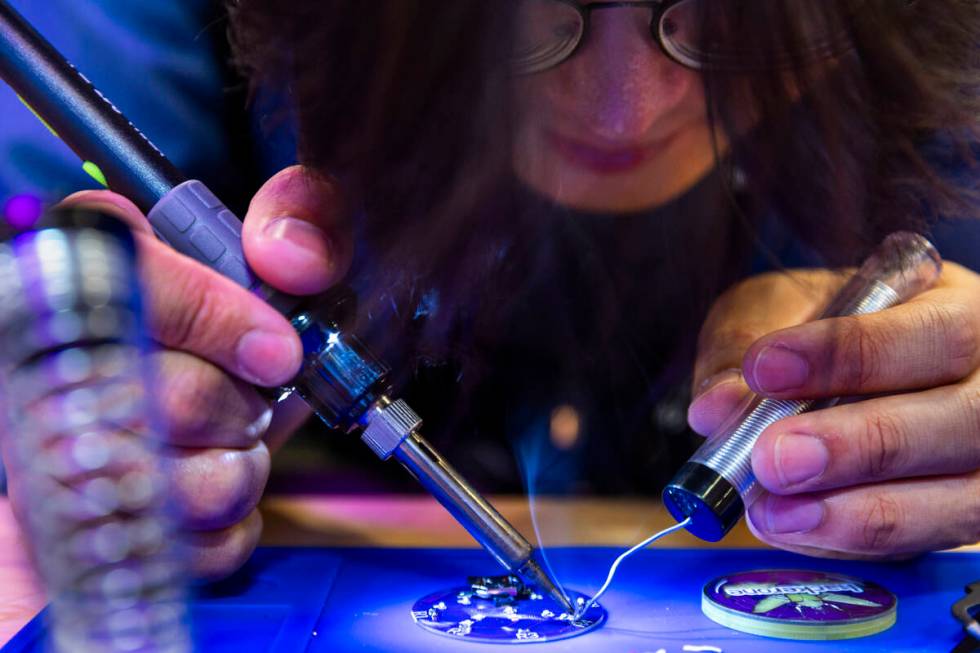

{"left": 145, "top": 181, "right": 302, "bottom": 315}
{"left": 0, "top": 1, "right": 303, "bottom": 316}
{"left": 0, "top": 0, "right": 182, "bottom": 210}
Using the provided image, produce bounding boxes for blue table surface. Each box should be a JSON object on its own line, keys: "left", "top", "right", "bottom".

{"left": 4, "top": 546, "right": 978, "bottom": 652}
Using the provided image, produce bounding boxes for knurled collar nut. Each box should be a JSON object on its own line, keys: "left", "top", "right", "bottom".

{"left": 360, "top": 398, "right": 422, "bottom": 460}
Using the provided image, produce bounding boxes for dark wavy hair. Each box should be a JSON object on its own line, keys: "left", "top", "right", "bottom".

{"left": 228, "top": 0, "right": 980, "bottom": 347}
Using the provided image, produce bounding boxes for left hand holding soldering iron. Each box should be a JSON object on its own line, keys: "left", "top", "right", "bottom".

{"left": 688, "top": 264, "right": 980, "bottom": 558}
{"left": 20, "top": 166, "right": 354, "bottom": 579}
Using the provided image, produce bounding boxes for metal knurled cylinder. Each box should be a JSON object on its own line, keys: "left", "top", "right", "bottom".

{"left": 690, "top": 280, "right": 901, "bottom": 503}
{"left": 361, "top": 398, "right": 423, "bottom": 460}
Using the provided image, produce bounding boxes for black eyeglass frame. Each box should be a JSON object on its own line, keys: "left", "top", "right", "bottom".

{"left": 514, "top": 0, "right": 707, "bottom": 75}
{"left": 513, "top": 0, "right": 867, "bottom": 75}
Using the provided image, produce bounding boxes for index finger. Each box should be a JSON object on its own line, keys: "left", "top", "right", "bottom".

{"left": 742, "top": 265, "right": 980, "bottom": 399}
{"left": 59, "top": 189, "right": 303, "bottom": 389}
{"left": 142, "top": 241, "right": 302, "bottom": 387}
{"left": 693, "top": 269, "right": 842, "bottom": 388}
{"left": 62, "top": 191, "right": 302, "bottom": 387}
{"left": 688, "top": 270, "right": 842, "bottom": 436}
{"left": 59, "top": 190, "right": 153, "bottom": 236}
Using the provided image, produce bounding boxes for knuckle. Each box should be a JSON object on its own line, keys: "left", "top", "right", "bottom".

{"left": 699, "top": 273, "right": 793, "bottom": 359}
{"left": 707, "top": 272, "right": 780, "bottom": 314}
{"left": 960, "top": 386, "right": 980, "bottom": 448}
{"left": 859, "top": 493, "right": 905, "bottom": 552}
{"left": 967, "top": 475, "right": 980, "bottom": 543}
{"left": 919, "top": 302, "right": 978, "bottom": 380}
{"left": 153, "top": 351, "right": 271, "bottom": 447}
{"left": 168, "top": 445, "right": 270, "bottom": 529}
{"left": 697, "top": 324, "right": 767, "bottom": 370}
{"left": 858, "top": 411, "right": 910, "bottom": 479}
{"left": 700, "top": 281, "right": 760, "bottom": 336}
{"left": 187, "top": 509, "right": 263, "bottom": 580}
{"left": 831, "top": 317, "right": 884, "bottom": 391}
{"left": 156, "top": 354, "right": 225, "bottom": 436}
{"left": 154, "top": 273, "right": 220, "bottom": 351}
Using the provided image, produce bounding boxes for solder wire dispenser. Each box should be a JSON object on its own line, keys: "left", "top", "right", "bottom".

{"left": 0, "top": 0, "right": 574, "bottom": 616}
{"left": 663, "top": 231, "right": 943, "bottom": 542}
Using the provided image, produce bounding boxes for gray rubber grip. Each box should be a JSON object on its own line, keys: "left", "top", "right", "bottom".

{"left": 147, "top": 180, "right": 259, "bottom": 291}
{"left": 147, "top": 180, "right": 302, "bottom": 316}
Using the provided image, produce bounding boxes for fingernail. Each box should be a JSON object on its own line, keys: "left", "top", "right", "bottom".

{"left": 262, "top": 216, "right": 331, "bottom": 260}
{"left": 236, "top": 331, "right": 299, "bottom": 386}
{"left": 749, "top": 345, "right": 809, "bottom": 393}
{"left": 774, "top": 433, "right": 829, "bottom": 487}
{"left": 688, "top": 369, "right": 747, "bottom": 437}
{"left": 695, "top": 368, "right": 742, "bottom": 399}
{"left": 751, "top": 494, "right": 825, "bottom": 535}
{"left": 243, "top": 405, "right": 274, "bottom": 441}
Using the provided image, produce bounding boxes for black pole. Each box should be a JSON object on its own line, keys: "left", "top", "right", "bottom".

{"left": 0, "top": 0, "right": 184, "bottom": 211}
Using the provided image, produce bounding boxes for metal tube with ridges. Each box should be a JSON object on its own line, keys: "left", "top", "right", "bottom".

{"left": 663, "top": 232, "right": 943, "bottom": 541}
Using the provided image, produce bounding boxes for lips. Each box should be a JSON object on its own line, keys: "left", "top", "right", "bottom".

{"left": 544, "top": 130, "right": 676, "bottom": 175}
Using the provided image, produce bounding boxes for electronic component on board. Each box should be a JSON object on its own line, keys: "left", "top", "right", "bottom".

{"left": 413, "top": 577, "right": 605, "bottom": 643}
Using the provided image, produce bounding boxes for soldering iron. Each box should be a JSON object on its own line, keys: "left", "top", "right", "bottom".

{"left": 0, "top": 0, "right": 573, "bottom": 615}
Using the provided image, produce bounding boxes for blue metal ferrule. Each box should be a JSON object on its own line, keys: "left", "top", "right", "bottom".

{"left": 289, "top": 312, "right": 389, "bottom": 432}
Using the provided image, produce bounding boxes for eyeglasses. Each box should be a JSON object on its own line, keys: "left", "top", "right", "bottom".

{"left": 512, "top": 0, "right": 859, "bottom": 75}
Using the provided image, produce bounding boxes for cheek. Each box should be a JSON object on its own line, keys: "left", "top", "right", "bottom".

{"left": 512, "top": 75, "right": 552, "bottom": 124}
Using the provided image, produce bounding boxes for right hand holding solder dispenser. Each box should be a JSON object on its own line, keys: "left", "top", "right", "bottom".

{"left": 688, "top": 267, "right": 980, "bottom": 559}
{"left": 0, "top": 166, "right": 351, "bottom": 580}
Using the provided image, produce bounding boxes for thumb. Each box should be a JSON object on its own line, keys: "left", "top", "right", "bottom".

{"left": 688, "top": 270, "right": 841, "bottom": 436}
{"left": 242, "top": 165, "right": 352, "bottom": 296}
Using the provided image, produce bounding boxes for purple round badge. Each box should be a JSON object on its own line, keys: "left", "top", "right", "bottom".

{"left": 702, "top": 569, "right": 897, "bottom": 640}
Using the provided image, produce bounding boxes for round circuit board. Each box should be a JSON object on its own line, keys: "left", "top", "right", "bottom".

{"left": 411, "top": 576, "right": 606, "bottom": 644}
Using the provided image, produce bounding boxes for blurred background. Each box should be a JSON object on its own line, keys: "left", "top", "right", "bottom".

{"left": 2, "top": 0, "right": 979, "bottom": 503}
{"left": 0, "top": 0, "right": 697, "bottom": 500}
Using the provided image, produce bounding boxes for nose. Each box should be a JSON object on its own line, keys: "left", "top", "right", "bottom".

{"left": 558, "top": 7, "right": 694, "bottom": 142}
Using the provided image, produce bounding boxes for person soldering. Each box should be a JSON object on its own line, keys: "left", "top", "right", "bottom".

{"left": 3, "top": 0, "right": 980, "bottom": 579}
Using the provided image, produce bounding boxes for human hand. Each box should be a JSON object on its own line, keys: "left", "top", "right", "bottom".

{"left": 2, "top": 166, "right": 351, "bottom": 579}
{"left": 688, "top": 263, "right": 980, "bottom": 558}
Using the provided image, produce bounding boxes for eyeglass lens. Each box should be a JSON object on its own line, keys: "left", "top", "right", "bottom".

{"left": 513, "top": 0, "right": 857, "bottom": 74}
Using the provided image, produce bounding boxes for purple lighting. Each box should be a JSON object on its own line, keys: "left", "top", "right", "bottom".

{"left": 3, "top": 194, "right": 44, "bottom": 230}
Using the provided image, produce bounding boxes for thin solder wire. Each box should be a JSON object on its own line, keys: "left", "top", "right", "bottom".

{"left": 575, "top": 517, "right": 692, "bottom": 618}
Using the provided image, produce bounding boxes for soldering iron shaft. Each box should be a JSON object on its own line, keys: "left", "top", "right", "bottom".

{"left": 393, "top": 431, "right": 574, "bottom": 614}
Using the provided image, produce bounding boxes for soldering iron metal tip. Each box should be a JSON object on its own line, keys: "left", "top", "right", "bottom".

{"left": 519, "top": 557, "right": 575, "bottom": 615}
